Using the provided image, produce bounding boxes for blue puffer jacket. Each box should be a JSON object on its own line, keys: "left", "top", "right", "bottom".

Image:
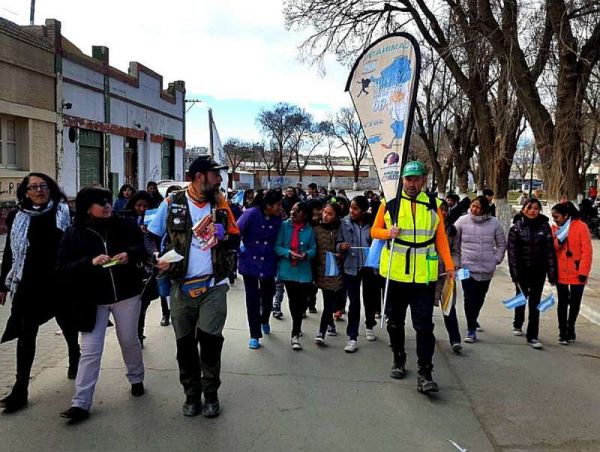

{"left": 275, "top": 220, "right": 316, "bottom": 283}
{"left": 237, "top": 206, "right": 282, "bottom": 279}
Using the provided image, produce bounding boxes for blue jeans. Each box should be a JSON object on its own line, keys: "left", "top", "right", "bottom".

{"left": 243, "top": 276, "right": 276, "bottom": 339}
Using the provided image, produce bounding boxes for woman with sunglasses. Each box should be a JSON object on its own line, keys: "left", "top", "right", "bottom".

{"left": 0, "top": 173, "right": 77, "bottom": 414}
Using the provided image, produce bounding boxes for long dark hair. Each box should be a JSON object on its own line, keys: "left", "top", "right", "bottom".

{"left": 126, "top": 190, "right": 153, "bottom": 211}
{"left": 552, "top": 201, "right": 581, "bottom": 219}
{"left": 16, "top": 172, "right": 67, "bottom": 208}
{"left": 117, "top": 184, "right": 137, "bottom": 199}
{"left": 252, "top": 189, "right": 282, "bottom": 209}
{"left": 471, "top": 195, "right": 490, "bottom": 215}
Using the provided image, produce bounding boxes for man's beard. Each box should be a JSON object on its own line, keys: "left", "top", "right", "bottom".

{"left": 202, "top": 184, "right": 219, "bottom": 204}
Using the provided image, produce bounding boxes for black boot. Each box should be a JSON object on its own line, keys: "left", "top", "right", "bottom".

{"left": 390, "top": 352, "right": 407, "bottom": 379}
{"left": 160, "top": 312, "right": 170, "bottom": 327}
{"left": 417, "top": 365, "right": 439, "bottom": 394}
{"left": 1, "top": 382, "right": 28, "bottom": 413}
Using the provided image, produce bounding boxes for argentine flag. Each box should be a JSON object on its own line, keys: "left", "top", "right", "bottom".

{"left": 325, "top": 252, "right": 340, "bottom": 277}
{"left": 365, "top": 239, "right": 385, "bottom": 269}
{"left": 456, "top": 268, "right": 470, "bottom": 281}
{"left": 143, "top": 208, "right": 160, "bottom": 226}
{"left": 537, "top": 293, "right": 555, "bottom": 313}
{"left": 232, "top": 190, "right": 245, "bottom": 205}
{"left": 502, "top": 292, "right": 527, "bottom": 310}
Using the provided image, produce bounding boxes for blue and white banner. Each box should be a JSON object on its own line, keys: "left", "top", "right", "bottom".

{"left": 538, "top": 292, "right": 555, "bottom": 313}
{"left": 325, "top": 252, "right": 340, "bottom": 277}
{"left": 143, "top": 208, "right": 160, "bottom": 226}
{"left": 365, "top": 239, "right": 385, "bottom": 269}
{"left": 502, "top": 292, "right": 527, "bottom": 310}
{"left": 232, "top": 190, "right": 244, "bottom": 205}
{"left": 456, "top": 268, "right": 470, "bottom": 281}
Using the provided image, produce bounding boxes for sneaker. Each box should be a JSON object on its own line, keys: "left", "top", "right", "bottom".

{"left": 291, "top": 336, "right": 302, "bottom": 351}
{"left": 527, "top": 339, "right": 543, "bottom": 349}
{"left": 374, "top": 312, "right": 381, "bottom": 320}
{"left": 464, "top": 331, "right": 477, "bottom": 343}
{"left": 248, "top": 338, "right": 260, "bottom": 349}
{"left": 417, "top": 368, "right": 439, "bottom": 394}
{"left": 513, "top": 328, "right": 524, "bottom": 336}
{"left": 365, "top": 329, "right": 377, "bottom": 341}
{"left": 476, "top": 326, "right": 484, "bottom": 333}
{"left": 308, "top": 306, "right": 318, "bottom": 314}
{"left": 315, "top": 333, "right": 325, "bottom": 346}
{"left": 344, "top": 339, "right": 358, "bottom": 353}
{"left": 182, "top": 397, "right": 201, "bottom": 417}
{"left": 333, "top": 310, "right": 343, "bottom": 321}
{"left": 273, "top": 310, "right": 283, "bottom": 320}
{"left": 451, "top": 343, "right": 462, "bottom": 354}
{"left": 326, "top": 325, "right": 337, "bottom": 336}
{"left": 202, "top": 399, "right": 220, "bottom": 418}
{"left": 261, "top": 323, "right": 271, "bottom": 335}
{"left": 558, "top": 337, "right": 569, "bottom": 345}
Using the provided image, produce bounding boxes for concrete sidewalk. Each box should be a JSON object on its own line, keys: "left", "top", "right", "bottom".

{"left": 0, "top": 267, "right": 599, "bottom": 451}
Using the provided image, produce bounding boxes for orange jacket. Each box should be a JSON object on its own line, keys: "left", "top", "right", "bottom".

{"left": 552, "top": 219, "right": 593, "bottom": 285}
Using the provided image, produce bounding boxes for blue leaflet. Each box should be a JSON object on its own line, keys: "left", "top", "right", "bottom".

{"left": 502, "top": 292, "right": 527, "bottom": 310}
{"left": 325, "top": 251, "right": 340, "bottom": 277}
{"left": 537, "top": 293, "right": 555, "bottom": 313}
{"left": 456, "top": 268, "right": 470, "bottom": 280}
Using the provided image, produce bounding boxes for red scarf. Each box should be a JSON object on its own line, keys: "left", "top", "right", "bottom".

{"left": 290, "top": 222, "right": 304, "bottom": 266}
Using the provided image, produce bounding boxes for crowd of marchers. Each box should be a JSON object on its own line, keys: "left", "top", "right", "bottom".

{"left": 0, "top": 157, "right": 593, "bottom": 423}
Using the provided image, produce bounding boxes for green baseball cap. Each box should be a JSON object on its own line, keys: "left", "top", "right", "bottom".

{"left": 401, "top": 160, "right": 427, "bottom": 177}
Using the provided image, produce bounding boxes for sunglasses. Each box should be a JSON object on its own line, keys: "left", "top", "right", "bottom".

{"left": 27, "top": 184, "right": 49, "bottom": 191}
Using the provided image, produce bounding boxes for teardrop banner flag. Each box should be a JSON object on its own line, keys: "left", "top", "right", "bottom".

{"left": 345, "top": 33, "right": 421, "bottom": 216}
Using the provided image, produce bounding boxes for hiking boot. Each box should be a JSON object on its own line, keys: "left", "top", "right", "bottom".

{"left": 160, "top": 314, "right": 170, "bottom": 327}
{"left": 390, "top": 352, "right": 407, "bottom": 379}
{"left": 417, "top": 366, "right": 439, "bottom": 394}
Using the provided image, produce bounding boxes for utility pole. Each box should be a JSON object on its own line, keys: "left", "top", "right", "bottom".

{"left": 30, "top": 0, "right": 35, "bottom": 25}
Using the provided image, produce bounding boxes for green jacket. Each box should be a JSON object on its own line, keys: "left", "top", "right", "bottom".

{"left": 274, "top": 220, "right": 316, "bottom": 283}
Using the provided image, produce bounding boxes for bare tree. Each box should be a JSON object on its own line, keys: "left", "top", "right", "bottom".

{"left": 445, "top": 98, "right": 478, "bottom": 194}
{"left": 323, "top": 138, "right": 336, "bottom": 189}
{"left": 511, "top": 142, "right": 537, "bottom": 188}
{"left": 224, "top": 138, "right": 253, "bottom": 189}
{"left": 256, "top": 103, "right": 311, "bottom": 176}
{"left": 290, "top": 117, "right": 326, "bottom": 181}
{"left": 256, "top": 143, "right": 277, "bottom": 188}
{"left": 327, "top": 108, "right": 370, "bottom": 189}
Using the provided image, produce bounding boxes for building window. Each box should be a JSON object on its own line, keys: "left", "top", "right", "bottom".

{"left": 0, "top": 116, "right": 18, "bottom": 169}
{"left": 79, "top": 129, "right": 104, "bottom": 188}
{"left": 161, "top": 138, "right": 175, "bottom": 180}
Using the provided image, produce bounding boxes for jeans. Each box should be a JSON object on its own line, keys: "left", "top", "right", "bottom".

{"left": 461, "top": 277, "right": 492, "bottom": 332}
{"left": 513, "top": 273, "right": 545, "bottom": 340}
{"left": 319, "top": 288, "right": 345, "bottom": 334}
{"left": 283, "top": 281, "right": 311, "bottom": 336}
{"left": 556, "top": 283, "right": 585, "bottom": 340}
{"left": 72, "top": 295, "right": 144, "bottom": 411}
{"left": 273, "top": 279, "right": 285, "bottom": 313}
{"left": 385, "top": 281, "right": 436, "bottom": 368}
{"left": 170, "top": 283, "right": 228, "bottom": 402}
{"left": 243, "top": 275, "right": 276, "bottom": 339}
{"left": 345, "top": 268, "right": 380, "bottom": 340}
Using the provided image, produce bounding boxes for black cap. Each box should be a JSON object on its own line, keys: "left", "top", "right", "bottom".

{"left": 187, "top": 155, "right": 228, "bottom": 177}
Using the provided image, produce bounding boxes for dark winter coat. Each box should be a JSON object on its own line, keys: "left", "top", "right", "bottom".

{"left": 313, "top": 223, "right": 344, "bottom": 291}
{"left": 507, "top": 213, "right": 557, "bottom": 285}
{"left": 237, "top": 206, "right": 282, "bottom": 279}
{"left": 0, "top": 208, "right": 65, "bottom": 343}
{"left": 57, "top": 216, "right": 147, "bottom": 332}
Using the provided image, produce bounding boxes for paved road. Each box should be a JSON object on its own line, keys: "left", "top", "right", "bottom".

{"left": 0, "top": 256, "right": 599, "bottom": 451}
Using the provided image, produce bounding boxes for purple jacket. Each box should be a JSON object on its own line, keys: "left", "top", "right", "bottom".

{"left": 237, "top": 206, "right": 282, "bottom": 279}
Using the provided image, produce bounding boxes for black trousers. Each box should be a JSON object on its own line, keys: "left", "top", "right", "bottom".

{"left": 319, "top": 288, "right": 345, "bottom": 334}
{"left": 461, "top": 277, "right": 492, "bottom": 332}
{"left": 345, "top": 268, "right": 380, "bottom": 340}
{"left": 243, "top": 275, "right": 276, "bottom": 339}
{"left": 13, "top": 314, "right": 79, "bottom": 393}
{"left": 513, "top": 273, "right": 546, "bottom": 340}
{"left": 283, "top": 281, "right": 312, "bottom": 336}
{"left": 385, "top": 281, "right": 436, "bottom": 368}
{"left": 307, "top": 283, "right": 318, "bottom": 310}
{"left": 557, "top": 283, "right": 585, "bottom": 340}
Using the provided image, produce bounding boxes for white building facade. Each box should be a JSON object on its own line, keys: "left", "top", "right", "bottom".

{"left": 58, "top": 34, "right": 185, "bottom": 197}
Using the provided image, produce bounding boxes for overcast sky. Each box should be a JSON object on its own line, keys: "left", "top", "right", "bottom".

{"left": 3, "top": 0, "right": 352, "bottom": 146}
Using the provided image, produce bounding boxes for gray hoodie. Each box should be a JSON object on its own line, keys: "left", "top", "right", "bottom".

{"left": 454, "top": 213, "right": 507, "bottom": 281}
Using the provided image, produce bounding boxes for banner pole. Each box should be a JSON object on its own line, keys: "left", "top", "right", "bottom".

{"left": 380, "top": 228, "right": 396, "bottom": 329}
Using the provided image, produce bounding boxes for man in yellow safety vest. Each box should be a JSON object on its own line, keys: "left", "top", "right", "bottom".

{"left": 372, "top": 161, "right": 455, "bottom": 393}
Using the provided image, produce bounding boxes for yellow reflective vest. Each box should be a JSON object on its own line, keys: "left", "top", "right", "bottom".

{"left": 379, "top": 191, "right": 440, "bottom": 283}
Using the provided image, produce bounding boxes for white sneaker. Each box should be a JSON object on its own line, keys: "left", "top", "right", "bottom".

{"left": 344, "top": 339, "right": 358, "bottom": 353}
{"left": 513, "top": 328, "right": 524, "bottom": 336}
{"left": 291, "top": 336, "right": 302, "bottom": 351}
{"left": 527, "top": 339, "right": 543, "bottom": 349}
{"left": 365, "top": 329, "right": 377, "bottom": 341}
